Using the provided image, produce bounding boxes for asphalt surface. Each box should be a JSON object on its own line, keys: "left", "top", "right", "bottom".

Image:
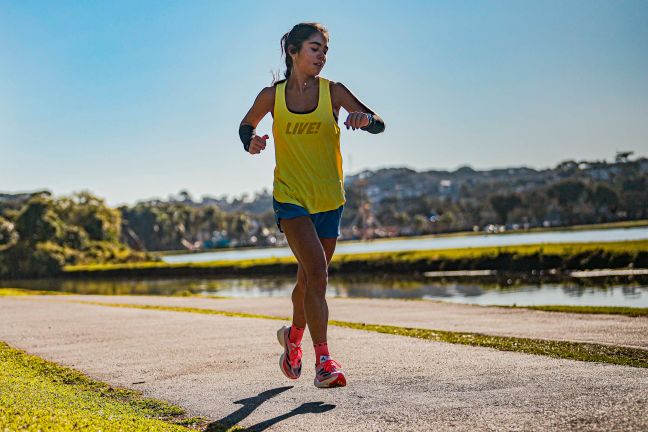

{"left": 31, "top": 294, "right": 648, "bottom": 349}
{"left": 1, "top": 296, "right": 647, "bottom": 431}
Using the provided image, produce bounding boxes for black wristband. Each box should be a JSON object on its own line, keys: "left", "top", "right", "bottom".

{"left": 361, "top": 114, "right": 385, "bottom": 134}
{"left": 239, "top": 124, "right": 255, "bottom": 152}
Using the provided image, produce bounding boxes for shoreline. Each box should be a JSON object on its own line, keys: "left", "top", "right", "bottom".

{"left": 53, "top": 240, "right": 648, "bottom": 281}
{"left": 153, "top": 219, "right": 648, "bottom": 257}
{"left": 2, "top": 288, "right": 648, "bottom": 317}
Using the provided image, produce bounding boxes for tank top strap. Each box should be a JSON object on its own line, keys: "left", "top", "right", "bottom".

{"left": 317, "top": 77, "right": 332, "bottom": 116}
{"left": 274, "top": 80, "right": 287, "bottom": 118}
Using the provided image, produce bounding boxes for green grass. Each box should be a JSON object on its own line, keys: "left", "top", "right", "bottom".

{"left": 0, "top": 287, "right": 230, "bottom": 300}
{"left": 328, "top": 320, "right": 648, "bottom": 368}
{"left": 0, "top": 288, "right": 70, "bottom": 296}
{"left": 71, "top": 300, "right": 648, "bottom": 369}
{"left": 63, "top": 255, "right": 297, "bottom": 272}
{"left": 77, "top": 301, "right": 286, "bottom": 321}
{"left": 63, "top": 240, "right": 648, "bottom": 274}
{"left": 503, "top": 304, "right": 648, "bottom": 317}
{"left": 0, "top": 341, "right": 208, "bottom": 431}
{"left": 333, "top": 239, "right": 648, "bottom": 263}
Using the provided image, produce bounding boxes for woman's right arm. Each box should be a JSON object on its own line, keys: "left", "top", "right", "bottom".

{"left": 239, "top": 86, "right": 275, "bottom": 155}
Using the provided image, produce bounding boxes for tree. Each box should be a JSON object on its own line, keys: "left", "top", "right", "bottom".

{"left": 2, "top": 197, "right": 67, "bottom": 278}
{"left": 55, "top": 192, "right": 121, "bottom": 242}
{"left": 1, "top": 194, "right": 146, "bottom": 278}
{"left": 14, "top": 198, "right": 62, "bottom": 244}
{"left": 0, "top": 216, "right": 18, "bottom": 251}
{"left": 547, "top": 181, "right": 586, "bottom": 224}
{"left": 588, "top": 184, "right": 618, "bottom": 219}
{"left": 522, "top": 190, "right": 549, "bottom": 225}
{"left": 489, "top": 194, "right": 522, "bottom": 225}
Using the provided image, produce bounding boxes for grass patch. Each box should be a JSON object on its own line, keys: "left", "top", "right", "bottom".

{"left": 0, "top": 341, "right": 209, "bottom": 431}
{"left": 332, "top": 239, "right": 648, "bottom": 263}
{"left": 63, "top": 240, "right": 648, "bottom": 276}
{"left": 503, "top": 304, "right": 648, "bottom": 317}
{"left": 77, "top": 301, "right": 287, "bottom": 321}
{"left": 328, "top": 321, "right": 648, "bottom": 368}
{"left": 63, "top": 256, "right": 297, "bottom": 273}
{"left": 170, "top": 290, "right": 231, "bottom": 299}
{"left": 71, "top": 300, "right": 648, "bottom": 369}
{"left": 0, "top": 288, "right": 71, "bottom": 296}
{"left": 0, "top": 287, "right": 230, "bottom": 300}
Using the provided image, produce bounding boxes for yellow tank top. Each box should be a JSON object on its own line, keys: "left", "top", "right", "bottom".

{"left": 272, "top": 77, "right": 344, "bottom": 213}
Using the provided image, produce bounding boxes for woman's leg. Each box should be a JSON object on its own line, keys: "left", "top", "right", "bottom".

{"left": 291, "top": 238, "right": 337, "bottom": 330}
{"left": 291, "top": 265, "right": 307, "bottom": 329}
{"left": 280, "top": 216, "right": 332, "bottom": 344}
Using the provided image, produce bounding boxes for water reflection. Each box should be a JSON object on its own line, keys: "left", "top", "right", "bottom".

{"left": 4, "top": 276, "right": 648, "bottom": 307}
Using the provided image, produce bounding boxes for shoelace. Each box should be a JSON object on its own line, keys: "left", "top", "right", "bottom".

{"left": 320, "top": 359, "right": 342, "bottom": 374}
{"left": 288, "top": 342, "right": 302, "bottom": 369}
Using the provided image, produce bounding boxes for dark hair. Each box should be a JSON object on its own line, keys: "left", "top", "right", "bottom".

{"left": 274, "top": 23, "right": 329, "bottom": 85}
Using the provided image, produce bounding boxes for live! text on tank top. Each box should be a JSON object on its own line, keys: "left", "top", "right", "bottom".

{"left": 272, "top": 77, "right": 344, "bottom": 213}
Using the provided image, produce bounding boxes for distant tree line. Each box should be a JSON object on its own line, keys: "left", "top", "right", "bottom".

{"left": 0, "top": 192, "right": 147, "bottom": 279}
{"left": 115, "top": 157, "right": 648, "bottom": 249}
{"left": 342, "top": 158, "right": 647, "bottom": 236}
{"left": 1, "top": 157, "right": 646, "bottom": 278}
{"left": 119, "top": 201, "right": 277, "bottom": 251}
{"left": 363, "top": 177, "right": 642, "bottom": 236}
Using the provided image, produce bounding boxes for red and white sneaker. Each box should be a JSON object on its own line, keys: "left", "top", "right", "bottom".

{"left": 314, "top": 356, "right": 346, "bottom": 388}
{"left": 277, "top": 326, "right": 302, "bottom": 380}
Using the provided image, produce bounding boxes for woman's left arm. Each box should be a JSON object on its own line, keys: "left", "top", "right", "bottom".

{"left": 331, "top": 82, "right": 385, "bottom": 134}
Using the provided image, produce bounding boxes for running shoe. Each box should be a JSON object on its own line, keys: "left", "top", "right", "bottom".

{"left": 314, "top": 356, "right": 347, "bottom": 388}
{"left": 277, "top": 325, "right": 302, "bottom": 380}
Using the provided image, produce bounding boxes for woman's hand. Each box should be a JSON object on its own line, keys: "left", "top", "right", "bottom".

{"left": 249, "top": 134, "right": 269, "bottom": 154}
{"left": 344, "top": 112, "right": 370, "bottom": 130}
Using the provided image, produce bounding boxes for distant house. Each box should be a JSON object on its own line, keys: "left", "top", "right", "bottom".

{"left": 366, "top": 185, "right": 384, "bottom": 201}
{"left": 438, "top": 179, "right": 459, "bottom": 201}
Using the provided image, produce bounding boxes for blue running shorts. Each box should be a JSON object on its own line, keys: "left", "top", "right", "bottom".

{"left": 273, "top": 198, "right": 344, "bottom": 238}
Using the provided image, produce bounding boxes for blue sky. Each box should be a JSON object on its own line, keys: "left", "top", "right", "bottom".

{"left": 1, "top": 0, "right": 647, "bottom": 206}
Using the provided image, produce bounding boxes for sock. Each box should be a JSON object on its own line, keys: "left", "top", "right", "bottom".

{"left": 289, "top": 325, "right": 304, "bottom": 344}
{"left": 314, "top": 342, "right": 330, "bottom": 365}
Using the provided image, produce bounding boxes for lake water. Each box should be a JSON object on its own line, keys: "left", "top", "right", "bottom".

{"left": 7, "top": 277, "right": 648, "bottom": 307}
{"left": 162, "top": 227, "right": 648, "bottom": 264}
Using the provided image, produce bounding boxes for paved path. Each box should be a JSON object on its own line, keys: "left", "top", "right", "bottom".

{"left": 1, "top": 296, "right": 647, "bottom": 431}
{"left": 34, "top": 294, "right": 648, "bottom": 349}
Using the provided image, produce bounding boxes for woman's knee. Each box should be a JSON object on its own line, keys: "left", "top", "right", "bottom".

{"left": 303, "top": 267, "right": 328, "bottom": 297}
{"left": 306, "top": 266, "right": 327, "bottom": 283}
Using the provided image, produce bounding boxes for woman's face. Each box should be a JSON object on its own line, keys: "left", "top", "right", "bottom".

{"left": 292, "top": 32, "right": 328, "bottom": 76}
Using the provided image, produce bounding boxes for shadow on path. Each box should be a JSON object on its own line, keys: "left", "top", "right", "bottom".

{"left": 205, "top": 386, "right": 335, "bottom": 431}
{"left": 206, "top": 386, "right": 293, "bottom": 431}
{"left": 245, "top": 401, "right": 336, "bottom": 431}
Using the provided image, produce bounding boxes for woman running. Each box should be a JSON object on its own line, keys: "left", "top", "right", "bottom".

{"left": 238, "top": 22, "right": 385, "bottom": 388}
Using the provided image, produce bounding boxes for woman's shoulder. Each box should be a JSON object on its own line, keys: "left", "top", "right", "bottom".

{"left": 326, "top": 79, "right": 350, "bottom": 95}
{"left": 252, "top": 86, "right": 277, "bottom": 111}
{"left": 258, "top": 85, "right": 277, "bottom": 99}
{"left": 326, "top": 79, "right": 354, "bottom": 104}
